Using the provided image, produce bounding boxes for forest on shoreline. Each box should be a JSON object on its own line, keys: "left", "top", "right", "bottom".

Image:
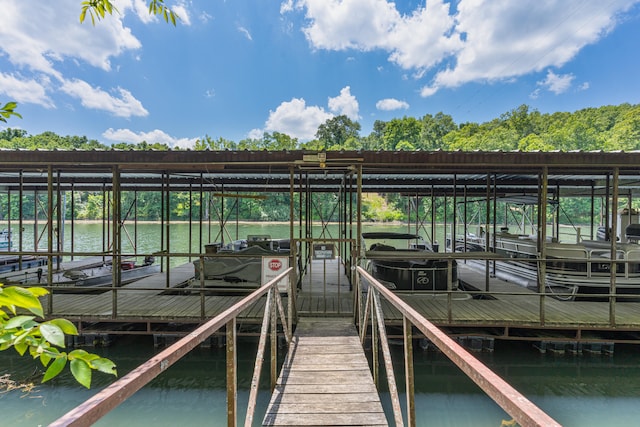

{"left": 1, "top": 103, "right": 637, "bottom": 224}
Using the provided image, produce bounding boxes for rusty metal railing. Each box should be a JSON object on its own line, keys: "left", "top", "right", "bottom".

{"left": 356, "top": 266, "right": 562, "bottom": 427}
{"left": 49, "top": 267, "right": 294, "bottom": 427}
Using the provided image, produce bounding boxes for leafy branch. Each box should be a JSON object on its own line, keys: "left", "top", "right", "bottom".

{"left": 80, "top": 0, "right": 179, "bottom": 25}
{"left": 0, "top": 102, "right": 21, "bottom": 123}
{"left": 0, "top": 284, "right": 117, "bottom": 388}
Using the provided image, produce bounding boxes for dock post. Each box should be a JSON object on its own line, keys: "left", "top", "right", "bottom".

{"left": 226, "top": 318, "right": 237, "bottom": 427}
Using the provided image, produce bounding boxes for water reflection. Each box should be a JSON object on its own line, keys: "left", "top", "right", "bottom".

{"left": 4, "top": 337, "right": 640, "bottom": 426}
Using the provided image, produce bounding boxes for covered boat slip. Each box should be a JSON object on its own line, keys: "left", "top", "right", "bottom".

{"left": 23, "top": 257, "right": 640, "bottom": 346}
{"left": 3, "top": 150, "right": 640, "bottom": 339}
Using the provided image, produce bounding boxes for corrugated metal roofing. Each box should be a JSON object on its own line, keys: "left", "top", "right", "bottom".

{"left": 1, "top": 150, "right": 640, "bottom": 195}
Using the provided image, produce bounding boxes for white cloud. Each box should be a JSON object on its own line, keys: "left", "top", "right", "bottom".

{"left": 262, "top": 98, "right": 333, "bottom": 141}
{"left": 60, "top": 79, "right": 148, "bottom": 118}
{"left": 0, "top": 0, "right": 141, "bottom": 74}
{"left": 248, "top": 128, "right": 265, "bottom": 140}
{"left": 328, "top": 86, "right": 360, "bottom": 119}
{"left": 298, "top": 0, "right": 400, "bottom": 50}
{"left": 537, "top": 70, "right": 575, "bottom": 95}
{"left": 0, "top": 0, "right": 187, "bottom": 117}
{"left": 288, "top": 0, "right": 636, "bottom": 96}
{"left": 172, "top": 3, "right": 192, "bottom": 26}
{"left": 118, "top": 0, "right": 191, "bottom": 25}
{"left": 238, "top": 26, "right": 253, "bottom": 41}
{"left": 376, "top": 98, "right": 409, "bottom": 111}
{"left": 103, "top": 128, "right": 198, "bottom": 149}
{"left": 280, "top": 0, "right": 295, "bottom": 14}
{"left": 0, "top": 73, "right": 54, "bottom": 108}
{"left": 255, "top": 87, "right": 362, "bottom": 141}
{"left": 199, "top": 11, "right": 213, "bottom": 24}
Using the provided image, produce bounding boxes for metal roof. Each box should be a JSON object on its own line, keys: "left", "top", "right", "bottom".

{"left": 1, "top": 149, "right": 640, "bottom": 196}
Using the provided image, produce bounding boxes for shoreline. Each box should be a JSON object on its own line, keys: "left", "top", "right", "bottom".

{"left": 0, "top": 219, "right": 406, "bottom": 226}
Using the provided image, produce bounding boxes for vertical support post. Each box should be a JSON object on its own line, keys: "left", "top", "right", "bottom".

{"left": 484, "top": 174, "right": 491, "bottom": 291}
{"left": 447, "top": 258, "right": 453, "bottom": 322}
{"left": 356, "top": 165, "right": 363, "bottom": 322}
{"left": 160, "top": 173, "right": 165, "bottom": 273}
{"left": 492, "top": 173, "right": 497, "bottom": 276}
{"left": 189, "top": 182, "right": 193, "bottom": 262}
{"left": 463, "top": 186, "right": 468, "bottom": 256}
{"left": 47, "top": 166, "right": 54, "bottom": 314}
{"left": 539, "top": 167, "right": 548, "bottom": 325}
{"left": 443, "top": 193, "right": 447, "bottom": 251}
{"left": 590, "top": 184, "right": 595, "bottom": 240}
{"left": 270, "top": 292, "right": 277, "bottom": 391}
{"left": 199, "top": 173, "right": 204, "bottom": 261}
{"left": 430, "top": 187, "right": 435, "bottom": 249}
{"left": 289, "top": 166, "right": 297, "bottom": 328}
{"left": 7, "top": 190, "right": 11, "bottom": 252}
{"left": 403, "top": 316, "right": 416, "bottom": 427}
{"left": 70, "top": 182, "right": 75, "bottom": 260}
{"left": 226, "top": 318, "right": 237, "bottom": 427}
{"left": 552, "top": 184, "right": 560, "bottom": 241}
{"left": 610, "top": 167, "right": 619, "bottom": 326}
{"left": 165, "top": 171, "right": 171, "bottom": 288}
{"left": 452, "top": 174, "right": 457, "bottom": 253}
{"left": 370, "top": 290, "right": 379, "bottom": 387}
{"left": 18, "top": 170, "right": 23, "bottom": 270}
{"left": 102, "top": 183, "right": 106, "bottom": 263}
{"left": 134, "top": 190, "right": 138, "bottom": 255}
{"left": 34, "top": 189, "right": 39, "bottom": 253}
{"left": 56, "top": 170, "right": 62, "bottom": 257}
{"left": 112, "top": 165, "right": 121, "bottom": 318}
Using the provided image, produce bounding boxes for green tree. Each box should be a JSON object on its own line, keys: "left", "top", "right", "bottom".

{"left": 0, "top": 128, "right": 27, "bottom": 141}
{"left": 260, "top": 132, "right": 299, "bottom": 150}
{"left": 606, "top": 105, "right": 640, "bottom": 151}
{"left": 315, "top": 115, "right": 361, "bottom": 150}
{"left": 419, "top": 112, "right": 457, "bottom": 150}
{"left": 518, "top": 133, "right": 555, "bottom": 151}
{"left": 381, "top": 117, "right": 421, "bottom": 150}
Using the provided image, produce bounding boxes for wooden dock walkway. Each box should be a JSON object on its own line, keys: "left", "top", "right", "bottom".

{"left": 263, "top": 317, "right": 387, "bottom": 426}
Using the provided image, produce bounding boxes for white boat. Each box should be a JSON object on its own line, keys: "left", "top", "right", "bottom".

{"left": 458, "top": 231, "right": 640, "bottom": 299}
{"left": 0, "top": 229, "right": 49, "bottom": 273}
{"left": 6, "top": 256, "right": 160, "bottom": 291}
{"left": 450, "top": 198, "right": 640, "bottom": 300}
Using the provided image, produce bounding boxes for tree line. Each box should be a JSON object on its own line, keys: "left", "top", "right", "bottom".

{"left": 1, "top": 103, "right": 637, "bottom": 224}
{"left": 2, "top": 103, "right": 639, "bottom": 152}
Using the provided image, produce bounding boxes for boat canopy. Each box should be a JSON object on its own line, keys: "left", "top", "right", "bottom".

{"left": 458, "top": 195, "right": 559, "bottom": 206}
{"left": 362, "top": 232, "right": 422, "bottom": 240}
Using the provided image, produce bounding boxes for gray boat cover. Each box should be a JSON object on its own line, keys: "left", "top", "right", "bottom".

{"left": 193, "top": 245, "right": 278, "bottom": 283}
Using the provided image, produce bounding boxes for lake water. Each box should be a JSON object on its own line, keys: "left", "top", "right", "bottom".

{"left": 2, "top": 222, "right": 640, "bottom": 426}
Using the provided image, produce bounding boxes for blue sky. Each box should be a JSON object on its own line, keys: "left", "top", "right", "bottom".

{"left": 1, "top": 0, "right": 639, "bottom": 148}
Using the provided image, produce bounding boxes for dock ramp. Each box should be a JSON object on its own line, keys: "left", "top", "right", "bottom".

{"left": 263, "top": 317, "right": 387, "bottom": 426}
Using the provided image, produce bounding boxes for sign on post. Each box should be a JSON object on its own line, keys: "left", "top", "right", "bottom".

{"left": 262, "top": 256, "right": 289, "bottom": 292}
{"left": 312, "top": 243, "right": 335, "bottom": 260}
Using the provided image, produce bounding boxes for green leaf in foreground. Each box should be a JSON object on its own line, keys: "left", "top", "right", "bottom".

{"left": 46, "top": 318, "right": 79, "bottom": 336}
{"left": 70, "top": 358, "right": 92, "bottom": 389}
{"left": 92, "top": 357, "right": 118, "bottom": 376}
{"left": 43, "top": 355, "right": 67, "bottom": 383}
{"left": 39, "top": 324, "right": 65, "bottom": 348}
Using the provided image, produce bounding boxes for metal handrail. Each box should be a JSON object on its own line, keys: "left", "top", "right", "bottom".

{"left": 356, "top": 266, "right": 562, "bottom": 427}
{"left": 49, "top": 267, "right": 294, "bottom": 427}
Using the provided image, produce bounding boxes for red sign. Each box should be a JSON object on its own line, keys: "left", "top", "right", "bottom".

{"left": 269, "top": 259, "right": 283, "bottom": 271}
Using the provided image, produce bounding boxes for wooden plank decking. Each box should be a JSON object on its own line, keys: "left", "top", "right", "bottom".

{"left": 28, "top": 258, "right": 640, "bottom": 340}
{"left": 263, "top": 317, "right": 387, "bottom": 426}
